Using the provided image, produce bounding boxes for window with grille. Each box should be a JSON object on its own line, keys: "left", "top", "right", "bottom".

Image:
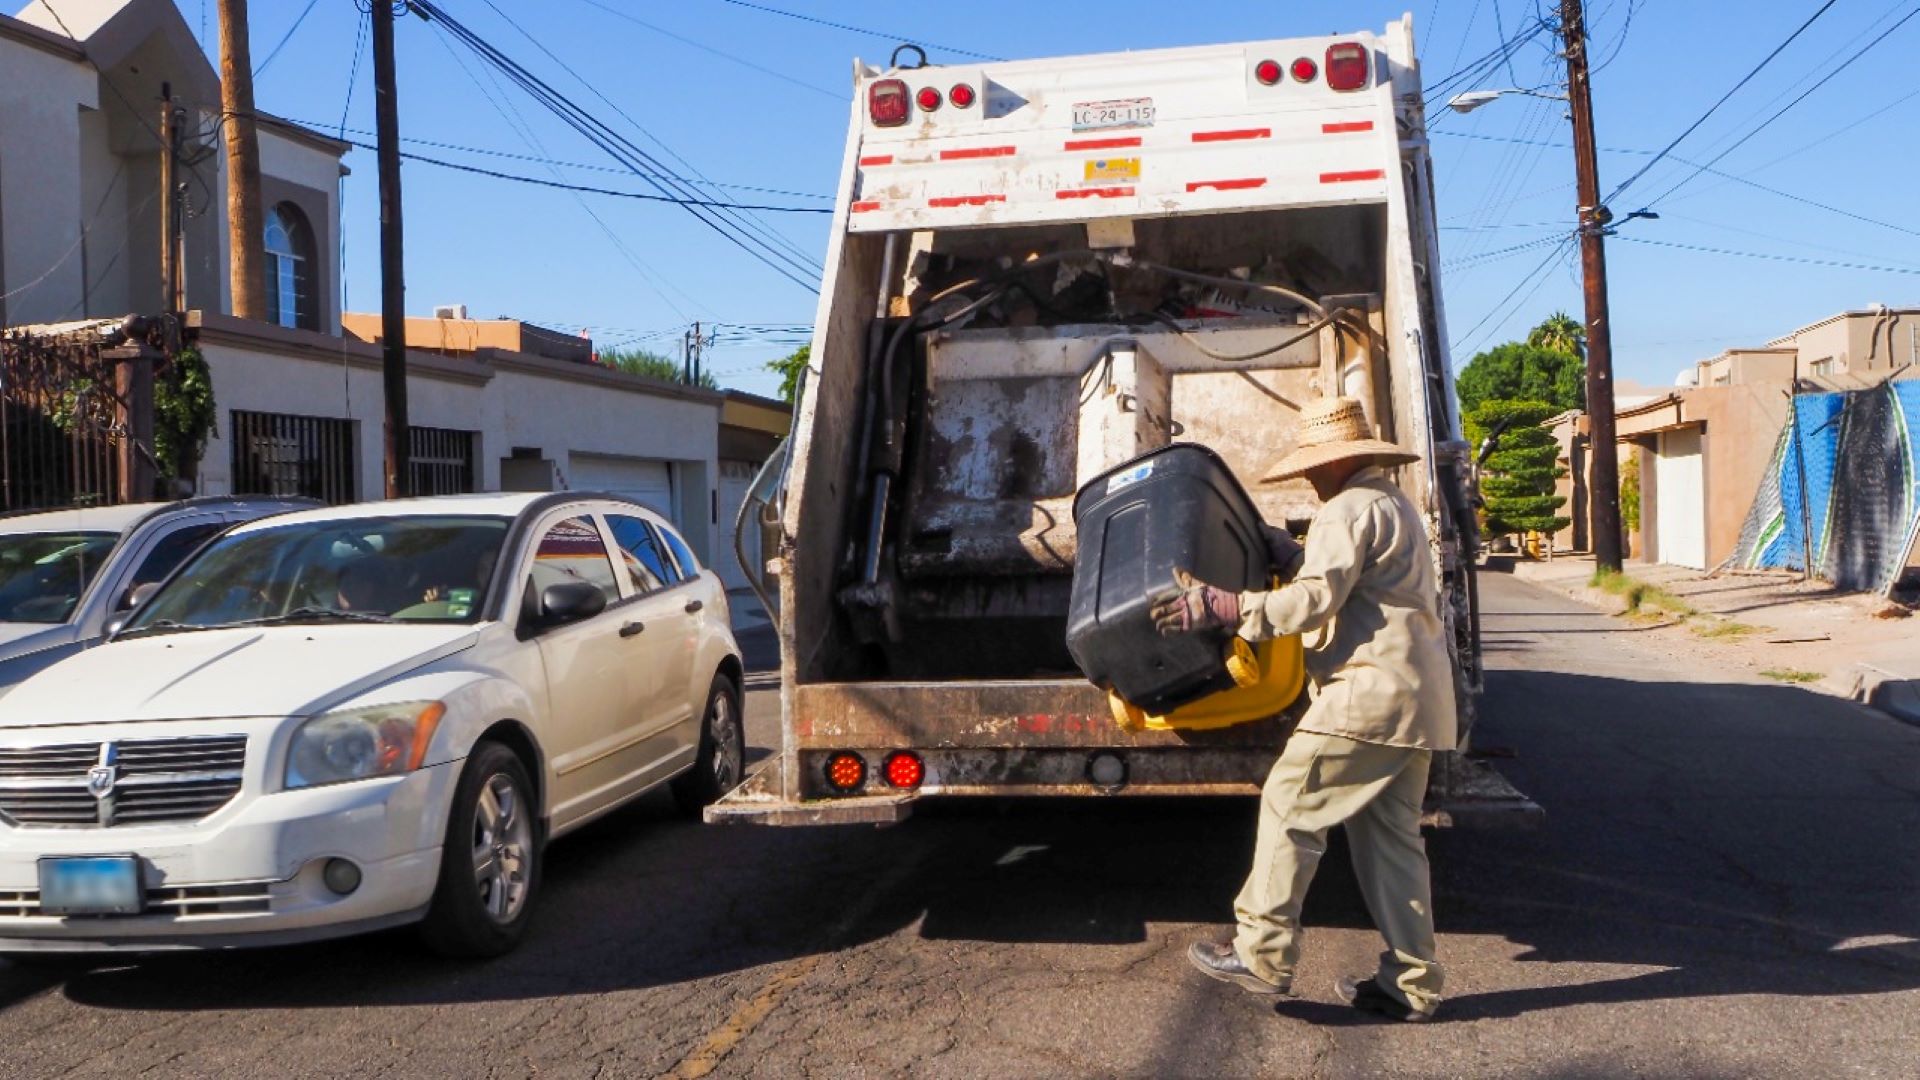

{"left": 263, "top": 204, "right": 319, "bottom": 331}
{"left": 229, "top": 410, "right": 355, "bottom": 503}
{"left": 410, "top": 427, "right": 479, "bottom": 496}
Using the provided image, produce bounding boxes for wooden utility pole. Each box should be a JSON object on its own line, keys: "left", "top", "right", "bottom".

{"left": 216, "top": 0, "right": 267, "bottom": 320}
{"left": 372, "top": 1, "right": 411, "bottom": 498}
{"left": 158, "top": 83, "right": 184, "bottom": 315}
{"left": 1561, "top": 0, "right": 1623, "bottom": 572}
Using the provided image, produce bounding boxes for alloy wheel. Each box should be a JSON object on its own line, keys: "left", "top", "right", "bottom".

{"left": 471, "top": 772, "right": 532, "bottom": 924}
{"left": 710, "top": 691, "right": 743, "bottom": 792}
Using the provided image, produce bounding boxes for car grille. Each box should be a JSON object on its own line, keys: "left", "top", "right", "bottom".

{"left": 0, "top": 735, "right": 246, "bottom": 828}
{"left": 0, "top": 880, "right": 274, "bottom": 918}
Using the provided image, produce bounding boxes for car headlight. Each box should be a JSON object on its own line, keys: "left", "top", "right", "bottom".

{"left": 285, "top": 701, "right": 447, "bottom": 790}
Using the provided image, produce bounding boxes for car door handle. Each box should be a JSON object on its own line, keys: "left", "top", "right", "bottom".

{"left": 684, "top": 599, "right": 704, "bottom": 614}
{"left": 619, "top": 621, "right": 645, "bottom": 638}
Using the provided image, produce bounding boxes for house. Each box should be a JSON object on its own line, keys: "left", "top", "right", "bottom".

{"left": 1, "top": 0, "right": 755, "bottom": 565}
{"left": 1547, "top": 306, "right": 1920, "bottom": 572}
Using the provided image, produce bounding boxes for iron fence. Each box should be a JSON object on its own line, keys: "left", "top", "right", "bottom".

{"left": 0, "top": 330, "right": 127, "bottom": 511}
{"left": 409, "top": 426, "right": 478, "bottom": 496}
{"left": 229, "top": 409, "right": 356, "bottom": 504}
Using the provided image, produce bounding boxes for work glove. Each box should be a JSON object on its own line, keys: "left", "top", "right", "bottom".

{"left": 1265, "top": 525, "right": 1305, "bottom": 583}
{"left": 1150, "top": 569, "right": 1241, "bottom": 637}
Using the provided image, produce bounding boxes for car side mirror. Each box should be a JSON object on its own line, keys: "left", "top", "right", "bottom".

{"left": 536, "top": 581, "right": 606, "bottom": 629}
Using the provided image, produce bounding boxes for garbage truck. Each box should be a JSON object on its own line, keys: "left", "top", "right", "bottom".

{"left": 711, "top": 16, "right": 1539, "bottom": 826}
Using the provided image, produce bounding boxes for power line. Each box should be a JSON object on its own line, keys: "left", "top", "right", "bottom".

{"left": 571, "top": 0, "right": 845, "bottom": 101}
{"left": 339, "top": 8, "right": 369, "bottom": 138}
{"left": 1613, "top": 235, "right": 1920, "bottom": 276}
{"left": 1605, "top": 0, "right": 1840, "bottom": 203}
{"left": 1450, "top": 238, "right": 1576, "bottom": 357}
{"left": 706, "top": 0, "right": 1001, "bottom": 62}
{"left": 255, "top": 0, "right": 321, "bottom": 76}
{"left": 1640, "top": 3, "right": 1920, "bottom": 209}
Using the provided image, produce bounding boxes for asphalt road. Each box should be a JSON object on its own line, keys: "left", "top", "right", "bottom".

{"left": 4, "top": 572, "right": 1919, "bottom": 1077}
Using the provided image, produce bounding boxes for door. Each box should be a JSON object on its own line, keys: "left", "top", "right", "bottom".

{"left": 716, "top": 460, "right": 757, "bottom": 590}
{"left": 1655, "top": 428, "right": 1706, "bottom": 570}
{"left": 520, "top": 512, "right": 630, "bottom": 825}
{"left": 569, "top": 454, "right": 674, "bottom": 522}
{"left": 603, "top": 512, "right": 699, "bottom": 745}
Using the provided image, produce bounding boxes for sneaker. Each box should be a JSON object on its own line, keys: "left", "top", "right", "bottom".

{"left": 1333, "top": 975, "right": 1434, "bottom": 1023}
{"left": 1186, "top": 940, "right": 1289, "bottom": 997}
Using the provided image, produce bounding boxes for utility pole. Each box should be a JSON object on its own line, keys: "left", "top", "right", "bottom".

{"left": 372, "top": 1, "right": 411, "bottom": 498}
{"left": 1561, "top": 0, "right": 1623, "bottom": 572}
{"left": 216, "top": 0, "right": 267, "bottom": 320}
{"left": 158, "top": 83, "right": 185, "bottom": 315}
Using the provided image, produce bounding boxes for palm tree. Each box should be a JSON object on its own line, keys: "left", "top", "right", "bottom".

{"left": 1528, "top": 311, "right": 1586, "bottom": 361}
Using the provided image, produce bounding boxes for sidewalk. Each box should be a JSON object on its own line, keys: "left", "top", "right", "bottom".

{"left": 1502, "top": 553, "right": 1920, "bottom": 725}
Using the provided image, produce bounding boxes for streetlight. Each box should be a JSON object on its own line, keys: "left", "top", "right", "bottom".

{"left": 1446, "top": 88, "right": 1568, "bottom": 114}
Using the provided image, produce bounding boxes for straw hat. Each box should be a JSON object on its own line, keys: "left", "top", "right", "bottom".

{"left": 1262, "top": 396, "right": 1419, "bottom": 483}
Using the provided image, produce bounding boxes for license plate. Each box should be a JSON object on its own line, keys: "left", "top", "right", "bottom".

{"left": 1072, "top": 97, "right": 1155, "bottom": 132}
{"left": 38, "top": 856, "right": 142, "bottom": 916}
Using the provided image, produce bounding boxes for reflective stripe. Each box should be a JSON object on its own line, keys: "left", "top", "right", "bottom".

{"left": 1187, "top": 178, "right": 1267, "bottom": 192}
{"left": 1320, "top": 169, "right": 1385, "bottom": 183}
{"left": 1192, "top": 128, "right": 1270, "bottom": 143}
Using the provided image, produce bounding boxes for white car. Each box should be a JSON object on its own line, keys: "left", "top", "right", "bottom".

{"left": 0, "top": 492, "right": 745, "bottom": 957}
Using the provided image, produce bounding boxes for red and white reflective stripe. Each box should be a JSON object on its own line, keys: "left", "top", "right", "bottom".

{"left": 1321, "top": 121, "right": 1373, "bottom": 134}
{"left": 859, "top": 154, "right": 893, "bottom": 167}
{"left": 1056, "top": 187, "right": 1135, "bottom": 199}
{"left": 1187, "top": 178, "right": 1267, "bottom": 192}
{"left": 1064, "top": 136, "right": 1142, "bottom": 151}
{"left": 938, "top": 145, "right": 1016, "bottom": 161}
{"left": 1192, "top": 127, "right": 1270, "bottom": 143}
{"left": 851, "top": 201, "right": 883, "bottom": 213}
{"left": 1320, "top": 169, "right": 1386, "bottom": 184}
{"left": 927, "top": 194, "right": 1006, "bottom": 207}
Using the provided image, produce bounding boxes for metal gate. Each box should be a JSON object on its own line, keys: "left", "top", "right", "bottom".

{"left": 409, "top": 426, "right": 478, "bottom": 496}
{"left": 0, "top": 329, "right": 129, "bottom": 511}
{"left": 229, "top": 409, "right": 356, "bottom": 504}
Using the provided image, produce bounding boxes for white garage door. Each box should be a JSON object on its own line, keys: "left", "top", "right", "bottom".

{"left": 716, "top": 461, "right": 758, "bottom": 590}
{"left": 1654, "top": 428, "right": 1706, "bottom": 570}
{"left": 569, "top": 453, "right": 675, "bottom": 523}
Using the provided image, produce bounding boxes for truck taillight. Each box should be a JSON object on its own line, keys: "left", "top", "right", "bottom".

{"left": 869, "top": 79, "right": 910, "bottom": 126}
{"left": 1325, "top": 42, "right": 1369, "bottom": 91}
{"left": 949, "top": 82, "right": 977, "bottom": 108}
{"left": 916, "top": 86, "right": 943, "bottom": 112}
{"left": 1254, "top": 59, "right": 1281, "bottom": 85}
{"left": 883, "top": 751, "right": 925, "bottom": 789}
{"left": 824, "top": 751, "right": 867, "bottom": 792}
{"left": 1290, "top": 57, "right": 1317, "bottom": 83}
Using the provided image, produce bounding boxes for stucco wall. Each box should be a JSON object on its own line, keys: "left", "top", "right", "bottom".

{"left": 0, "top": 32, "right": 97, "bottom": 325}
{"left": 1616, "top": 384, "right": 1792, "bottom": 568}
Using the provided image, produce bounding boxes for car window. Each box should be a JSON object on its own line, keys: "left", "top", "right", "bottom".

{"left": 657, "top": 524, "right": 700, "bottom": 579}
{"left": 127, "top": 520, "right": 227, "bottom": 593}
{"left": 528, "top": 515, "right": 621, "bottom": 604}
{"left": 0, "top": 532, "right": 118, "bottom": 624}
{"left": 604, "top": 513, "right": 678, "bottom": 593}
{"left": 129, "top": 516, "right": 511, "bottom": 628}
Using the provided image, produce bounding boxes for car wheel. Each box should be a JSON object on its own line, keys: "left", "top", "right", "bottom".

{"left": 672, "top": 673, "right": 745, "bottom": 815}
{"left": 420, "top": 741, "right": 540, "bottom": 959}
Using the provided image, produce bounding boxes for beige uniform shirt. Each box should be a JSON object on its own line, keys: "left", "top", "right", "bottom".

{"left": 1235, "top": 467, "right": 1459, "bottom": 751}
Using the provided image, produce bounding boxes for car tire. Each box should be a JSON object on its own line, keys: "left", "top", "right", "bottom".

{"left": 420, "top": 741, "right": 541, "bottom": 959}
{"left": 671, "top": 672, "right": 745, "bottom": 816}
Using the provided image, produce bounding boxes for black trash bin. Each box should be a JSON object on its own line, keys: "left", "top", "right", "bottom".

{"left": 1067, "top": 443, "right": 1271, "bottom": 714}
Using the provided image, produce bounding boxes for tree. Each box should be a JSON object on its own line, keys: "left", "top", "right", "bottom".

{"left": 1456, "top": 340, "right": 1585, "bottom": 417}
{"left": 1467, "top": 399, "right": 1569, "bottom": 543}
{"left": 765, "top": 343, "right": 810, "bottom": 403}
{"left": 599, "top": 345, "right": 717, "bottom": 390}
{"left": 1527, "top": 311, "right": 1586, "bottom": 362}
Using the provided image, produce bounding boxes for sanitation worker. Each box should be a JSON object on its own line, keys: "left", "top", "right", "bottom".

{"left": 1152, "top": 395, "right": 1457, "bottom": 1023}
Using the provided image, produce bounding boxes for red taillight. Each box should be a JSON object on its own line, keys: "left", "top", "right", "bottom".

{"left": 824, "top": 752, "right": 867, "bottom": 793}
{"left": 882, "top": 751, "right": 925, "bottom": 789}
{"left": 1254, "top": 59, "right": 1282, "bottom": 85}
{"left": 869, "top": 78, "right": 909, "bottom": 127}
{"left": 916, "top": 86, "right": 943, "bottom": 112}
{"left": 1290, "top": 57, "right": 1318, "bottom": 83}
{"left": 1325, "top": 42, "right": 1369, "bottom": 91}
{"left": 949, "top": 82, "right": 977, "bottom": 108}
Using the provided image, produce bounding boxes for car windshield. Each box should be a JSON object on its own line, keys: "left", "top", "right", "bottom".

{"left": 0, "top": 531, "right": 119, "bottom": 624}
{"left": 128, "top": 515, "right": 511, "bottom": 632}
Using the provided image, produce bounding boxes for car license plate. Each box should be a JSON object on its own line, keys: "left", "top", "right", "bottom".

{"left": 1073, "top": 97, "right": 1155, "bottom": 132}
{"left": 38, "top": 856, "right": 142, "bottom": 916}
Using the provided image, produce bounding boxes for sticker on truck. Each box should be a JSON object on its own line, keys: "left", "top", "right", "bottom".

{"left": 1073, "top": 97, "right": 1155, "bottom": 132}
{"left": 1106, "top": 460, "right": 1155, "bottom": 495}
{"left": 1084, "top": 157, "right": 1141, "bottom": 182}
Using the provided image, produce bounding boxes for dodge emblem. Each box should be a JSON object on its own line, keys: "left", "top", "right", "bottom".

{"left": 87, "top": 764, "right": 117, "bottom": 799}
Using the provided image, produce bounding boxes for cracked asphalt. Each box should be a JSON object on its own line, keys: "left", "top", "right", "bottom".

{"left": 4, "top": 571, "right": 1919, "bottom": 1077}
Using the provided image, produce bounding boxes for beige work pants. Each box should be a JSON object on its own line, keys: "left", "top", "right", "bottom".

{"left": 1232, "top": 730, "right": 1444, "bottom": 1014}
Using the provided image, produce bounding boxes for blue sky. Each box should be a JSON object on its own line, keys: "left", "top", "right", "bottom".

{"left": 201, "top": 0, "right": 1920, "bottom": 399}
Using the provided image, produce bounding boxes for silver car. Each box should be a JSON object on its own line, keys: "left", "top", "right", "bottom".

{"left": 0, "top": 497, "right": 315, "bottom": 690}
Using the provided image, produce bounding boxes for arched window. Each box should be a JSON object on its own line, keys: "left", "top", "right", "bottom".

{"left": 263, "top": 203, "right": 318, "bottom": 330}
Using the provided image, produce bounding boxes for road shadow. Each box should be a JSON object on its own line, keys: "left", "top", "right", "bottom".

{"left": 17, "top": 669, "right": 1920, "bottom": 1022}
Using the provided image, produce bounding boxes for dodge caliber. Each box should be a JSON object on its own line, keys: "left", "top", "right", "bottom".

{"left": 0, "top": 492, "right": 745, "bottom": 957}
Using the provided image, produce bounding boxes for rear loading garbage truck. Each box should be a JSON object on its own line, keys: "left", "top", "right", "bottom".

{"left": 712, "top": 17, "right": 1538, "bottom": 826}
